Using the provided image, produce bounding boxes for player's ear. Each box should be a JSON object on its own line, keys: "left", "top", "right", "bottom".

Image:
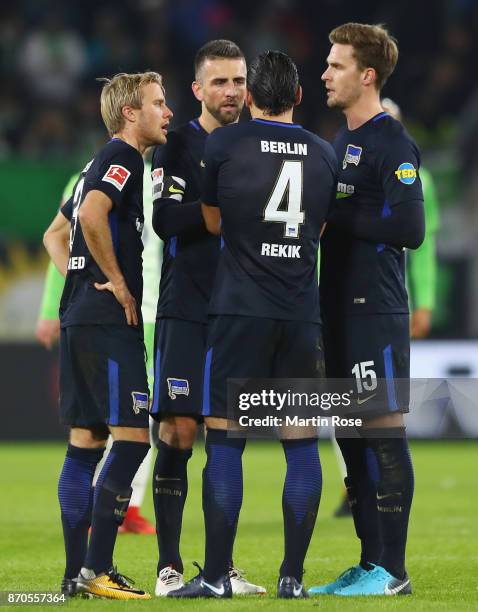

{"left": 192, "top": 80, "right": 203, "bottom": 102}
{"left": 121, "top": 105, "right": 137, "bottom": 124}
{"left": 245, "top": 90, "right": 253, "bottom": 108}
{"left": 363, "top": 67, "right": 376, "bottom": 88}
{"left": 295, "top": 85, "right": 302, "bottom": 107}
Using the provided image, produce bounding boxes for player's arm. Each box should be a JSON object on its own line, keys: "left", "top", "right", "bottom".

{"left": 43, "top": 209, "right": 71, "bottom": 276}
{"left": 37, "top": 176, "right": 79, "bottom": 348}
{"left": 36, "top": 260, "right": 65, "bottom": 349}
{"left": 328, "top": 199, "right": 425, "bottom": 249}
{"left": 201, "top": 203, "right": 221, "bottom": 235}
{"left": 199, "top": 130, "right": 223, "bottom": 236}
{"left": 408, "top": 167, "right": 440, "bottom": 337}
{"left": 329, "top": 137, "right": 425, "bottom": 249}
{"left": 79, "top": 190, "right": 138, "bottom": 326}
{"left": 151, "top": 135, "right": 206, "bottom": 240}
{"left": 153, "top": 198, "right": 205, "bottom": 239}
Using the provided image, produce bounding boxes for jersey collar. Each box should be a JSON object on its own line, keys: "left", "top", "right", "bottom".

{"left": 252, "top": 118, "right": 302, "bottom": 129}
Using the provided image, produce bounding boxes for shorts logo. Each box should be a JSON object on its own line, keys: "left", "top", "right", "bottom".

{"left": 131, "top": 391, "right": 149, "bottom": 414}
{"left": 103, "top": 165, "right": 131, "bottom": 191}
{"left": 343, "top": 144, "right": 362, "bottom": 169}
{"left": 395, "top": 162, "right": 417, "bottom": 184}
{"left": 167, "top": 378, "right": 189, "bottom": 400}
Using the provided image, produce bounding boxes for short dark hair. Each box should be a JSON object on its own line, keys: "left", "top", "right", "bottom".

{"left": 247, "top": 51, "right": 299, "bottom": 116}
{"left": 194, "top": 39, "right": 245, "bottom": 79}
{"left": 329, "top": 23, "right": 398, "bottom": 90}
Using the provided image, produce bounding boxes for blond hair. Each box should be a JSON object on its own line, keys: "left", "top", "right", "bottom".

{"left": 99, "top": 72, "right": 163, "bottom": 136}
{"left": 329, "top": 23, "right": 398, "bottom": 90}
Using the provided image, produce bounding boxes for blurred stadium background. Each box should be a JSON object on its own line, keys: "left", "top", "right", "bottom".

{"left": 1, "top": 0, "right": 477, "bottom": 439}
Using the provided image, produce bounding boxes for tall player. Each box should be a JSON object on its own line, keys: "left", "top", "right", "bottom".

{"left": 43, "top": 72, "right": 172, "bottom": 599}
{"left": 169, "top": 50, "right": 337, "bottom": 599}
{"left": 150, "top": 40, "right": 264, "bottom": 596}
{"left": 309, "top": 24, "right": 424, "bottom": 596}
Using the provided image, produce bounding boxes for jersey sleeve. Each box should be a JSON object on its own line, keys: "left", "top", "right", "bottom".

{"left": 61, "top": 196, "right": 73, "bottom": 221}
{"left": 201, "top": 131, "right": 226, "bottom": 207}
{"left": 377, "top": 134, "right": 424, "bottom": 206}
{"left": 91, "top": 147, "right": 143, "bottom": 208}
{"left": 151, "top": 132, "right": 205, "bottom": 239}
{"left": 151, "top": 132, "right": 189, "bottom": 204}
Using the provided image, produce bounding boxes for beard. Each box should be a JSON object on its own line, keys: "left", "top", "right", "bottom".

{"left": 206, "top": 101, "right": 242, "bottom": 126}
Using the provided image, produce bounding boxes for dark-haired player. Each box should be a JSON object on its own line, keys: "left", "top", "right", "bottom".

{"left": 43, "top": 72, "right": 172, "bottom": 600}
{"left": 309, "top": 23, "right": 424, "bottom": 597}
{"left": 150, "top": 40, "right": 265, "bottom": 596}
{"left": 169, "top": 50, "right": 337, "bottom": 599}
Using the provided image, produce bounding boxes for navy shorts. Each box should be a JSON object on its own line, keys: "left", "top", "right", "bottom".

{"left": 60, "top": 325, "right": 149, "bottom": 428}
{"left": 150, "top": 318, "right": 207, "bottom": 420}
{"left": 323, "top": 313, "right": 410, "bottom": 414}
{"left": 202, "top": 315, "right": 324, "bottom": 419}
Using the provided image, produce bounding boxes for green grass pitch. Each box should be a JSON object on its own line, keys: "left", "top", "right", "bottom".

{"left": 0, "top": 440, "right": 476, "bottom": 610}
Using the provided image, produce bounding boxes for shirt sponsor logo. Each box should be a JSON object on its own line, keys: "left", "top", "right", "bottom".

{"left": 342, "top": 144, "right": 362, "bottom": 169}
{"left": 261, "top": 140, "right": 308, "bottom": 156}
{"left": 261, "top": 243, "right": 301, "bottom": 258}
{"left": 167, "top": 378, "right": 190, "bottom": 400}
{"left": 102, "top": 164, "right": 131, "bottom": 191}
{"left": 131, "top": 391, "right": 149, "bottom": 414}
{"left": 337, "top": 182, "right": 355, "bottom": 198}
{"left": 395, "top": 162, "right": 417, "bottom": 184}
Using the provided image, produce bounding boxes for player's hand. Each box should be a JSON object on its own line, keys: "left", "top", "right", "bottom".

{"left": 35, "top": 319, "right": 61, "bottom": 349}
{"left": 94, "top": 281, "right": 138, "bottom": 326}
{"left": 411, "top": 308, "right": 432, "bottom": 339}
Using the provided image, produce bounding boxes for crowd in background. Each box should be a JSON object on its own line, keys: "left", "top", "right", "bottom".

{"left": 2, "top": 0, "right": 478, "bottom": 161}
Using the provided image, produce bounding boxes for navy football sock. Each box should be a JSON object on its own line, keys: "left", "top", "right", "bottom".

{"left": 153, "top": 440, "right": 192, "bottom": 574}
{"left": 202, "top": 429, "right": 245, "bottom": 583}
{"left": 337, "top": 436, "right": 381, "bottom": 567}
{"left": 367, "top": 432, "right": 414, "bottom": 580}
{"left": 58, "top": 444, "right": 105, "bottom": 579}
{"left": 280, "top": 438, "right": 322, "bottom": 581}
{"left": 84, "top": 440, "right": 150, "bottom": 574}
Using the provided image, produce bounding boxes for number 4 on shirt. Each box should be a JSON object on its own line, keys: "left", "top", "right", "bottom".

{"left": 263, "top": 160, "right": 304, "bottom": 238}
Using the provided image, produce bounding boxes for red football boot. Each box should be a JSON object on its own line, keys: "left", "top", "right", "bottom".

{"left": 118, "top": 506, "right": 156, "bottom": 534}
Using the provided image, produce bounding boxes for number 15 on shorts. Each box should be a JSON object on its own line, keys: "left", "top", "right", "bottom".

{"left": 352, "top": 361, "right": 377, "bottom": 394}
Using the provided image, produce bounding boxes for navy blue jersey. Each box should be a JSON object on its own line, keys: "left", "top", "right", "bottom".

{"left": 202, "top": 118, "right": 338, "bottom": 322}
{"left": 320, "top": 112, "right": 424, "bottom": 316}
{"left": 151, "top": 120, "right": 220, "bottom": 323}
{"left": 60, "top": 139, "right": 144, "bottom": 327}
